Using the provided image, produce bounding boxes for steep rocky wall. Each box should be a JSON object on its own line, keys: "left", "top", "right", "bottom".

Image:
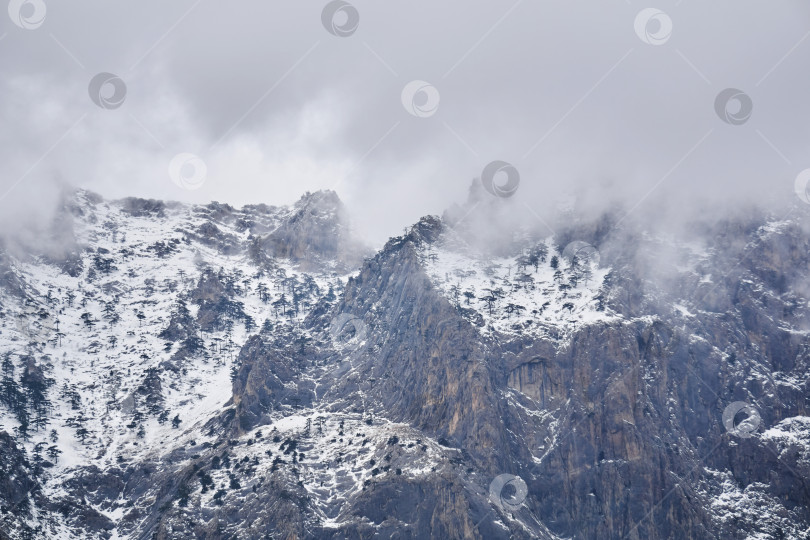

{"left": 329, "top": 228, "right": 516, "bottom": 473}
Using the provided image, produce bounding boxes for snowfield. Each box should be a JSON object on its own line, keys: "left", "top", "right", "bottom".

{"left": 420, "top": 230, "right": 617, "bottom": 342}
{"left": 0, "top": 192, "right": 357, "bottom": 537}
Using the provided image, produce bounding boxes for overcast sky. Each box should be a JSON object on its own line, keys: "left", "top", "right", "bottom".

{"left": 1, "top": 1, "right": 809, "bottom": 245}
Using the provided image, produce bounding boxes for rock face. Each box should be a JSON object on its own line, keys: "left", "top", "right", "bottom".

{"left": 0, "top": 431, "right": 41, "bottom": 539}
{"left": 229, "top": 335, "right": 316, "bottom": 432}
{"left": 257, "top": 190, "right": 366, "bottom": 271}
{"left": 119, "top": 197, "right": 167, "bottom": 218}
{"left": 0, "top": 189, "right": 809, "bottom": 539}
{"left": 0, "top": 249, "right": 26, "bottom": 300}
{"left": 190, "top": 269, "right": 237, "bottom": 333}
{"left": 323, "top": 218, "right": 514, "bottom": 470}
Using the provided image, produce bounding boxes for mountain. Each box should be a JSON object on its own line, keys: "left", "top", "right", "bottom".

{"left": 0, "top": 187, "right": 808, "bottom": 539}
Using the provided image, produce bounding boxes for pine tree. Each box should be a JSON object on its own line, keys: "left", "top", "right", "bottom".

{"left": 505, "top": 303, "right": 525, "bottom": 318}
{"left": 272, "top": 294, "right": 289, "bottom": 317}
{"left": 532, "top": 242, "right": 548, "bottom": 266}
{"left": 528, "top": 253, "right": 539, "bottom": 272}
{"left": 516, "top": 256, "right": 530, "bottom": 273}
{"left": 14, "top": 411, "right": 30, "bottom": 441}
{"left": 76, "top": 424, "right": 89, "bottom": 444}
{"left": 244, "top": 315, "right": 256, "bottom": 334}
{"left": 449, "top": 285, "right": 461, "bottom": 304}
{"left": 46, "top": 444, "right": 61, "bottom": 464}
{"left": 80, "top": 312, "right": 96, "bottom": 329}
{"left": 256, "top": 282, "right": 269, "bottom": 303}
{"left": 103, "top": 301, "right": 120, "bottom": 325}
{"left": 18, "top": 359, "right": 51, "bottom": 432}
{"left": 1, "top": 353, "right": 18, "bottom": 411}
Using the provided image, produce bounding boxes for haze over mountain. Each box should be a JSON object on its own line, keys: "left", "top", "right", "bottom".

{"left": 0, "top": 184, "right": 808, "bottom": 539}
{"left": 2, "top": 1, "right": 810, "bottom": 246}
{"left": 2, "top": 1, "right": 810, "bottom": 539}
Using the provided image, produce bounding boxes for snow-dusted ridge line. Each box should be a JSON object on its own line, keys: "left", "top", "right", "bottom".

{"left": 0, "top": 191, "right": 360, "bottom": 538}
{"left": 420, "top": 229, "right": 617, "bottom": 342}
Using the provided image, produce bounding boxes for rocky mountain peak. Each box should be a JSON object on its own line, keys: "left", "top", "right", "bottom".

{"left": 294, "top": 189, "right": 342, "bottom": 211}
{"left": 0, "top": 189, "right": 808, "bottom": 539}
{"left": 257, "top": 189, "right": 368, "bottom": 271}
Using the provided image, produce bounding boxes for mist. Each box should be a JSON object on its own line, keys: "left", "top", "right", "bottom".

{"left": 2, "top": 0, "right": 809, "bottom": 247}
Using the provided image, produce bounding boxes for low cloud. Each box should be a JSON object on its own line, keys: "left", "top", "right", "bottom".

{"left": 1, "top": 0, "right": 809, "bottom": 246}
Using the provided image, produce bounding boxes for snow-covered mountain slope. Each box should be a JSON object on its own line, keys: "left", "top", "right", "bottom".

{"left": 2, "top": 190, "right": 345, "bottom": 463}
{"left": 0, "top": 190, "right": 371, "bottom": 538}
{"left": 420, "top": 227, "right": 616, "bottom": 341}
{"left": 0, "top": 187, "right": 809, "bottom": 540}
